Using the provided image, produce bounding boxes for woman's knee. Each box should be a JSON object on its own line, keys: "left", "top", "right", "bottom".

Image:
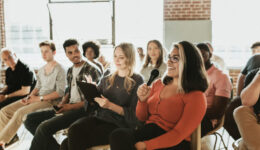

{"left": 68, "top": 121, "right": 84, "bottom": 137}
{"left": 109, "top": 128, "right": 131, "bottom": 142}
{"left": 233, "top": 106, "right": 251, "bottom": 121}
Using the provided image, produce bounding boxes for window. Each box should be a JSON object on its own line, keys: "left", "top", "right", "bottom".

{"left": 212, "top": 0, "right": 260, "bottom": 68}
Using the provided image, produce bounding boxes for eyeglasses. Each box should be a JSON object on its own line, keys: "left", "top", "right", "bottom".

{"left": 168, "top": 55, "right": 179, "bottom": 63}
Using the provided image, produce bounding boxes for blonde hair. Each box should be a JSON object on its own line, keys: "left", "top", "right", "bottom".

{"left": 176, "top": 44, "right": 186, "bottom": 94}
{"left": 107, "top": 43, "right": 136, "bottom": 94}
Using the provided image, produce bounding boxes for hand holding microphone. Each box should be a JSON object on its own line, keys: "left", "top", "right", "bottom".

{"left": 137, "top": 69, "right": 159, "bottom": 102}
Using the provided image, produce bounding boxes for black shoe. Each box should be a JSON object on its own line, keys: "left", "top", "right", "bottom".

{"left": 5, "top": 134, "right": 19, "bottom": 147}
{"left": 0, "top": 144, "right": 4, "bottom": 150}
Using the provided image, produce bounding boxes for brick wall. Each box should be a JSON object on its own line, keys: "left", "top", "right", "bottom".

{"left": 0, "top": 0, "right": 6, "bottom": 84}
{"left": 164, "top": 0, "right": 211, "bottom": 20}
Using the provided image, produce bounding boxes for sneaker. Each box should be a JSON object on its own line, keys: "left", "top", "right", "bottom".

{"left": 5, "top": 134, "right": 19, "bottom": 148}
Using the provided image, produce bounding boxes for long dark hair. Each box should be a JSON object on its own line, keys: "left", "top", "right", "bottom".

{"left": 163, "top": 41, "right": 208, "bottom": 93}
{"left": 142, "top": 40, "right": 164, "bottom": 69}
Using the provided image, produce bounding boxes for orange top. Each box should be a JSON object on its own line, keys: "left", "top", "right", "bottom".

{"left": 136, "top": 80, "right": 207, "bottom": 150}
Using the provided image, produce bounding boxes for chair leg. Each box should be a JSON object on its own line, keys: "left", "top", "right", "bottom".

{"left": 215, "top": 132, "right": 228, "bottom": 150}
{"left": 218, "top": 128, "right": 225, "bottom": 149}
{"left": 213, "top": 133, "right": 218, "bottom": 150}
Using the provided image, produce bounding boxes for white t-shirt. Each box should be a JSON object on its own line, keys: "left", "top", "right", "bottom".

{"left": 70, "top": 65, "right": 83, "bottom": 103}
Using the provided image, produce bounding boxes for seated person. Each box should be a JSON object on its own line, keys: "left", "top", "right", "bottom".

{"left": 0, "top": 48, "right": 36, "bottom": 109}
{"left": 140, "top": 40, "right": 167, "bottom": 83}
{"left": 109, "top": 41, "right": 208, "bottom": 150}
{"left": 234, "top": 68, "right": 260, "bottom": 150}
{"left": 24, "top": 39, "right": 102, "bottom": 150}
{"left": 197, "top": 43, "right": 232, "bottom": 136}
{"left": 59, "top": 43, "right": 144, "bottom": 150}
{"left": 97, "top": 54, "right": 111, "bottom": 76}
{"left": 0, "top": 41, "right": 66, "bottom": 149}
{"left": 82, "top": 41, "right": 103, "bottom": 74}
{"left": 224, "top": 42, "right": 260, "bottom": 140}
{"left": 206, "top": 42, "right": 227, "bottom": 73}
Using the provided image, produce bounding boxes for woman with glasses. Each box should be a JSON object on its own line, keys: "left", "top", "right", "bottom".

{"left": 140, "top": 40, "right": 167, "bottom": 83}
{"left": 109, "top": 41, "right": 208, "bottom": 150}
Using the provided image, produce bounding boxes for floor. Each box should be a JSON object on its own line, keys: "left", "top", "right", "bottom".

{"left": 7, "top": 126, "right": 235, "bottom": 150}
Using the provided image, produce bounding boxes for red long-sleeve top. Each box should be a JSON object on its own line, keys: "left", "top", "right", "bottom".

{"left": 136, "top": 80, "right": 207, "bottom": 150}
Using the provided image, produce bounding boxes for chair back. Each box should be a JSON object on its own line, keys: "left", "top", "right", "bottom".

{"left": 191, "top": 124, "right": 201, "bottom": 150}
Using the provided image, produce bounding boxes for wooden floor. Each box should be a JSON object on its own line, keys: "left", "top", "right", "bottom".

{"left": 7, "top": 126, "right": 235, "bottom": 150}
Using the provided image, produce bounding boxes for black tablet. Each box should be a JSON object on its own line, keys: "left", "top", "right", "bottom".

{"left": 76, "top": 81, "right": 101, "bottom": 102}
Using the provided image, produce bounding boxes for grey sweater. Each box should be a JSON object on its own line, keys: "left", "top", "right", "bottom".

{"left": 96, "top": 73, "right": 144, "bottom": 129}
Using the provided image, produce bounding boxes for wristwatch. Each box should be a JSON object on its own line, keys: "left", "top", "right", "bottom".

{"left": 40, "top": 96, "right": 44, "bottom": 102}
{"left": 4, "top": 94, "right": 8, "bottom": 99}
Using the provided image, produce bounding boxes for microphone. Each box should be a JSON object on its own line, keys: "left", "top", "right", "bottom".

{"left": 147, "top": 69, "right": 159, "bottom": 86}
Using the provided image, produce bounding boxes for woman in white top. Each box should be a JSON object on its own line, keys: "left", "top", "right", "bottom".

{"left": 140, "top": 40, "right": 167, "bottom": 83}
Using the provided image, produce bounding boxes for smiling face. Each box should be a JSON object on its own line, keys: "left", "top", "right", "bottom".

{"left": 167, "top": 47, "right": 180, "bottom": 78}
{"left": 65, "top": 44, "right": 82, "bottom": 64}
{"left": 199, "top": 49, "right": 210, "bottom": 65}
{"left": 40, "top": 45, "right": 55, "bottom": 62}
{"left": 113, "top": 47, "right": 128, "bottom": 71}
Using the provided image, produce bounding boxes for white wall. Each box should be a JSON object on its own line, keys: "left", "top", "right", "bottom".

{"left": 115, "top": 0, "right": 163, "bottom": 49}
{"left": 164, "top": 20, "right": 212, "bottom": 51}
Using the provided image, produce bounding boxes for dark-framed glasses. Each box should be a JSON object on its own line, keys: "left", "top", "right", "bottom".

{"left": 168, "top": 55, "right": 179, "bottom": 63}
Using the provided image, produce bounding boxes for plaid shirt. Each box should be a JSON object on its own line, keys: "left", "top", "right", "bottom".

{"left": 67, "top": 61, "right": 102, "bottom": 101}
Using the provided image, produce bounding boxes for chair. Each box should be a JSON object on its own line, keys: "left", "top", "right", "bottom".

{"left": 232, "top": 138, "right": 242, "bottom": 150}
{"left": 191, "top": 124, "right": 201, "bottom": 150}
{"left": 206, "top": 115, "right": 227, "bottom": 150}
{"left": 86, "top": 124, "right": 202, "bottom": 150}
{"left": 87, "top": 145, "right": 110, "bottom": 150}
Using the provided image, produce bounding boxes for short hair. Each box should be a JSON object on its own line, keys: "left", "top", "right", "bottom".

{"left": 63, "top": 39, "right": 79, "bottom": 51}
{"left": 197, "top": 43, "right": 210, "bottom": 53}
{"left": 39, "top": 41, "right": 56, "bottom": 52}
{"left": 82, "top": 41, "right": 100, "bottom": 59}
{"left": 251, "top": 42, "right": 260, "bottom": 49}
{"left": 163, "top": 41, "right": 208, "bottom": 93}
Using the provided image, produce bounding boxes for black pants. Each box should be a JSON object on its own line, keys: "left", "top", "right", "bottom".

{"left": 60, "top": 117, "right": 118, "bottom": 150}
{"left": 0, "top": 96, "right": 25, "bottom": 109}
{"left": 201, "top": 116, "right": 214, "bottom": 137}
{"left": 109, "top": 123, "right": 190, "bottom": 150}
{"left": 26, "top": 108, "right": 87, "bottom": 150}
{"left": 223, "top": 96, "right": 241, "bottom": 140}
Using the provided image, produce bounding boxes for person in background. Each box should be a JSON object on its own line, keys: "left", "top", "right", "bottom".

{"left": 237, "top": 42, "right": 260, "bottom": 96}
{"left": 140, "top": 40, "right": 167, "bottom": 83}
{"left": 0, "top": 41, "right": 66, "bottom": 149}
{"left": 206, "top": 42, "right": 227, "bottom": 72}
{"left": 137, "top": 47, "right": 145, "bottom": 63}
{"left": 0, "top": 48, "right": 36, "bottom": 109}
{"left": 60, "top": 43, "right": 143, "bottom": 150}
{"left": 224, "top": 42, "right": 260, "bottom": 140}
{"left": 197, "top": 43, "right": 232, "bottom": 136}
{"left": 109, "top": 41, "right": 208, "bottom": 150}
{"left": 234, "top": 68, "right": 260, "bottom": 150}
{"left": 82, "top": 41, "right": 103, "bottom": 74}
